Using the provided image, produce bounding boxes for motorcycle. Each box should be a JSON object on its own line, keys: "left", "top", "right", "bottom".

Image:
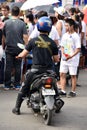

{"left": 27, "top": 70, "right": 64, "bottom": 125}
{"left": 17, "top": 43, "right": 64, "bottom": 125}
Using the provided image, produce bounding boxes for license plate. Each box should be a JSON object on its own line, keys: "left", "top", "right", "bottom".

{"left": 42, "top": 89, "right": 55, "bottom": 96}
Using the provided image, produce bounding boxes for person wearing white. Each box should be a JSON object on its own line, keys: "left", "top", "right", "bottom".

{"left": 59, "top": 18, "right": 81, "bottom": 97}
{"left": 24, "top": 12, "right": 34, "bottom": 39}
{"left": 79, "top": 12, "right": 87, "bottom": 68}
{"left": 81, "top": 20, "right": 86, "bottom": 47}
{"left": 0, "top": 19, "right": 4, "bottom": 61}
{"left": 49, "top": 26, "right": 59, "bottom": 45}
{"left": 54, "top": 6, "right": 66, "bottom": 44}
{"left": 29, "top": 25, "right": 39, "bottom": 39}
{"left": 29, "top": 21, "right": 59, "bottom": 43}
{"left": 60, "top": 32, "right": 81, "bottom": 67}
{"left": 29, "top": 10, "right": 59, "bottom": 43}
{"left": 79, "top": 13, "right": 87, "bottom": 47}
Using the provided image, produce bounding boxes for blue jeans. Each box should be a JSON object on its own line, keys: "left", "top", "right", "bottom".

{"left": 4, "top": 53, "right": 22, "bottom": 87}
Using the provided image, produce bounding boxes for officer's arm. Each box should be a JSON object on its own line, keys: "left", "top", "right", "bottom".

{"left": 16, "top": 49, "right": 29, "bottom": 59}
{"left": 53, "top": 55, "right": 59, "bottom": 62}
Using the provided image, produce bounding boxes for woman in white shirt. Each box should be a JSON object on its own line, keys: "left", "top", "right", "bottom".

{"left": 24, "top": 12, "right": 34, "bottom": 39}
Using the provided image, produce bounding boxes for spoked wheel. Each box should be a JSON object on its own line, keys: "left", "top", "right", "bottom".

{"left": 43, "top": 107, "right": 52, "bottom": 125}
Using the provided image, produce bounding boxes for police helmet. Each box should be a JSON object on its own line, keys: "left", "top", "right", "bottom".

{"left": 37, "top": 16, "right": 52, "bottom": 33}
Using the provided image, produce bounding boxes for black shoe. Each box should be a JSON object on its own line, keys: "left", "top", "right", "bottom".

{"left": 55, "top": 99, "right": 64, "bottom": 113}
{"left": 67, "top": 92, "right": 76, "bottom": 98}
{"left": 26, "top": 99, "right": 31, "bottom": 108}
{"left": 59, "top": 91, "right": 66, "bottom": 96}
{"left": 12, "top": 108, "right": 20, "bottom": 115}
{"left": 76, "top": 84, "right": 81, "bottom": 87}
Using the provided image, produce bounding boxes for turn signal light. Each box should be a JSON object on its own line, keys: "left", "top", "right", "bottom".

{"left": 44, "top": 84, "right": 52, "bottom": 88}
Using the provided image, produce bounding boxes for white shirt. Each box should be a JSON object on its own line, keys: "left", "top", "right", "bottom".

{"left": 49, "top": 25, "right": 59, "bottom": 41}
{"left": 81, "top": 21, "right": 86, "bottom": 47}
{"left": 29, "top": 25, "right": 39, "bottom": 39}
{"left": 56, "top": 20, "right": 66, "bottom": 43}
{"left": 29, "top": 25, "right": 59, "bottom": 41}
{"left": 27, "top": 23, "right": 34, "bottom": 36}
{"left": 60, "top": 32, "right": 81, "bottom": 67}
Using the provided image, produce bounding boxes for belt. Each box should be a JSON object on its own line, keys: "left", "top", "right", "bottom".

{"left": 32, "top": 64, "right": 52, "bottom": 69}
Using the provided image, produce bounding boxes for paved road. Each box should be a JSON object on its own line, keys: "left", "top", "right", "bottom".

{"left": 0, "top": 69, "right": 87, "bottom": 130}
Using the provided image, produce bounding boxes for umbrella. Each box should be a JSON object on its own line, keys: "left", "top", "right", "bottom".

{"left": 8, "top": 2, "right": 24, "bottom": 10}
{"left": 83, "top": 5, "right": 87, "bottom": 24}
{"left": 33, "top": 5, "right": 55, "bottom": 16}
{"left": 20, "top": 0, "right": 59, "bottom": 11}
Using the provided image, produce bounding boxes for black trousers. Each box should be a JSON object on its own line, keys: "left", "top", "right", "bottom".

{"left": 4, "top": 52, "right": 22, "bottom": 87}
{"left": 0, "top": 58, "right": 4, "bottom": 84}
{"left": 20, "top": 69, "right": 46, "bottom": 96}
{"left": 20, "top": 70, "right": 35, "bottom": 96}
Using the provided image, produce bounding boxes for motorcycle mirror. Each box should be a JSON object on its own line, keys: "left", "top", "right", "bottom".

{"left": 17, "top": 43, "right": 25, "bottom": 50}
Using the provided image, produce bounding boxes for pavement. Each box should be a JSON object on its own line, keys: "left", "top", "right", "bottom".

{"left": 0, "top": 69, "right": 87, "bottom": 130}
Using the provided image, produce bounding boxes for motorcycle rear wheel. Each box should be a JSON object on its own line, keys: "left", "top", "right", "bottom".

{"left": 43, "top": 108, "right": 52, "bottom": 125}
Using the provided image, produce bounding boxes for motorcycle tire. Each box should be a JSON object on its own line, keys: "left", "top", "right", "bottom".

{"left": 43, "top": 107, "right": 52, "bottom": 125}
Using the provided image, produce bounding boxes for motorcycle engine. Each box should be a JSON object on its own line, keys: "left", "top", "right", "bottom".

{"left": 30, "top": 93, "right": 40, "bottom": 113}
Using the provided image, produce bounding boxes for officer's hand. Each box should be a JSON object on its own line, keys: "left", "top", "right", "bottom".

{"left": 15, "top": 54, "right": 22, "bottom": 59}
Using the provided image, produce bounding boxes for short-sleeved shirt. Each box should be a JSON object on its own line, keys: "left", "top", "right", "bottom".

{"left": 3, "top": 18, "right": 27, "bottom": 54}
{"left": 25, "top": 34, "right": 58, "bottom": 69}
{"left": 60, "top": 32, "right": 81, "bottom": 67}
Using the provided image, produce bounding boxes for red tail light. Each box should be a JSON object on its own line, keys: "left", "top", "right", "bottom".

{"left": 45, "top": 78, "right": 53, "bottom": 84}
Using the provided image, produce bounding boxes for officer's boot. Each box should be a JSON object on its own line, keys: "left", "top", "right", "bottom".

{"left": 12, "top": 92, "right": 24, "bottom": 115}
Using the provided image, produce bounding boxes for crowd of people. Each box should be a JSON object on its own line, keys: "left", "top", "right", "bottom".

{"left": 0, "top": 3, "right": 87, "bottom": 100}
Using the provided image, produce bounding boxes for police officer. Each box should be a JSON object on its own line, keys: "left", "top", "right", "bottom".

{"left": 12, "top": 16, "right": 59, "bottom": 115}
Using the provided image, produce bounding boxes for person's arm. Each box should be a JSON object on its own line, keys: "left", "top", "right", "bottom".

{"left": 53, "top": 55, "right": 59, "bottom": 62}
{"left": 56, "top": 21, "right": 62, "bottom": 38}
{"left": 54, "top": 40, "right": 59, "bottom": 46}
{"left": 23, "top": 34, "right": 28, "bottom": 45}
{"left": 61, "top": 46, "right": 81, "bottom": 60}
{"left": 66, "top": 48, "right": 81, "bottom": 61}
{"left": 70, "top": 48, "right": 81, "bottom": 58}
{"left": 81, "top": 31, "right": 84, "bottom": 44}
{"left": 16, "top": 49, "right": 29, "bottom": 59}
{"left": 2, "top": 35, "right": 5, "bottom": 49}
{"left": 70, "top": 34, "right": 81, "bottom": 59}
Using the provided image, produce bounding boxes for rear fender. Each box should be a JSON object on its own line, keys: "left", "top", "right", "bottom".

{"left": 44, "top": 96, "right": 54, "bottom": 110}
